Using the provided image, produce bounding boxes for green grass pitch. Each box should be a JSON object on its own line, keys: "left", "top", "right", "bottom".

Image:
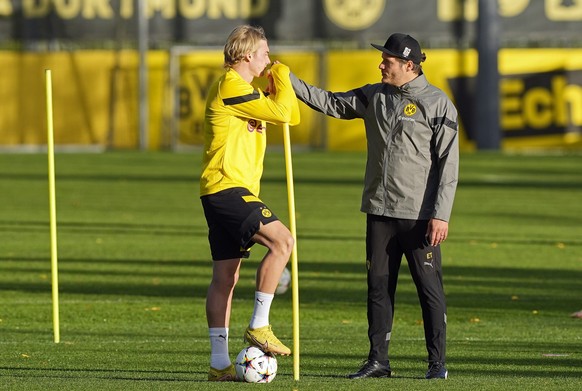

{"left": 1, "top": 151, "right": 581, "bottom": 390}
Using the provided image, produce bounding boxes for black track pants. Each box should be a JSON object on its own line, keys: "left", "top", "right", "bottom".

{"left": 365, "top": 214, "right": 447, "bottom": 364}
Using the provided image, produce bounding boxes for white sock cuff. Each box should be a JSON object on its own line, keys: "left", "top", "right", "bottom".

{"left": 255, "top": 291, "right": 274, "bottom": 300}
{"left": 209, "top": 327, "right": 228, "bottom": 338}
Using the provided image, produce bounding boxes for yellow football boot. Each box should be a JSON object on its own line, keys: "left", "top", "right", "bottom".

{"left": 208, "top": 363, "right": 236, "bottom": 382}
{"left": 244, "top": 325, "right": 291, "bottom": 356}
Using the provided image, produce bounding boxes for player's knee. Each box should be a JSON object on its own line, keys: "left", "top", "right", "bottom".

{"left": 213, "top": 270, "right": 239, "bottom": 290}
{"left": 281, "top": 233, "right": 294, "bottom": 257}
{"left": 273, "top": 233, "right": 294, "bottom": 259}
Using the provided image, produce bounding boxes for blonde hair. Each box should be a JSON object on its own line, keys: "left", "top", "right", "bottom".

{"left": 223, "top": 25, "right": 267, "bottom": 69}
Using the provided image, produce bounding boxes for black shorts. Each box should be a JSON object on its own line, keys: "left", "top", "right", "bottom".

{"left": 201, "top": 187, "right": 278, "bottom": 261}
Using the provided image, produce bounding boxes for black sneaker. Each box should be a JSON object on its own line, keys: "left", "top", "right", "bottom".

{"left": 348, "top": 360, "right": 391, "bottom": 379}
{"left": 425, "top": 361, "right": 448, "bottom": 379}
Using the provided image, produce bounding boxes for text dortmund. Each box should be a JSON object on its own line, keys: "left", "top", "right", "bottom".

{"left": 0, "top": 0, "right": 269, "bottom": 19}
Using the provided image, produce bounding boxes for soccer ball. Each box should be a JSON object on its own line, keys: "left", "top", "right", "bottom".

{"left": 275, "top": 267, "right": 291, "bottom": 295}
{"left": 235, "top": 346, "right": 277, "bottom": 383}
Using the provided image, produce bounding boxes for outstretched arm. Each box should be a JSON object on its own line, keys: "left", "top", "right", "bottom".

{"left": 289, "top": 72, "right": 367, "bottom": 120}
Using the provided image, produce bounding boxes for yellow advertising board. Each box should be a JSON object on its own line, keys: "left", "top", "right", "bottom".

{"left": 0, "top": 48, "right": 581, "bottom": 151}
{"left": 0, "top": 50, "right": 167, "bottom": 149}
{"left": 498, "top": 49, "right": 582, "bottom": 149}
{"left": 325, "top": 48, "right": 582, "bottom": 151}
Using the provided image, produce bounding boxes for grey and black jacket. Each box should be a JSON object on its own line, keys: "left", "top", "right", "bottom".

{"left": 290, "top": 72, "right": 459, "bottom": 222}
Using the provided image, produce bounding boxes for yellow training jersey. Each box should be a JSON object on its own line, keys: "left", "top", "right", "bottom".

{"left": 200, "top": 63, "right": 300, "bottom": 197}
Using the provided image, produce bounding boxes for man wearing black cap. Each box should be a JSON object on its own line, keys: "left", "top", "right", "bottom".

{"left": 289, "top": 33, "right": 458, "bottom": 380}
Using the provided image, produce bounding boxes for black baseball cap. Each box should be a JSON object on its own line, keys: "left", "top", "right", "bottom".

{"left": 371, "top": 33, "right": 424, "bottom": 64}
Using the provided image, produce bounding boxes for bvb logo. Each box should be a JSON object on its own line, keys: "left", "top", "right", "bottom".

{"left": 262, "top": 208, "right": 272, "bottom": 218}
{"left": 323, "top": 0, "right": 385, "bottom": 30}
{"left": 404, "top": 103, "right": 417, "bottom": 116}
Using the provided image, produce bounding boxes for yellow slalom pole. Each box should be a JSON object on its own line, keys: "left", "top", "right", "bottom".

{"left": 282, "top": 123, "right": 300, "bottom": 381}
{"left": 45, "top": 69, "right": 60, "bottom": 344}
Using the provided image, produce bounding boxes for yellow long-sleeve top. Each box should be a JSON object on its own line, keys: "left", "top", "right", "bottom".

{"left": 200, "top": 63, "right": 300, "bottom": 197}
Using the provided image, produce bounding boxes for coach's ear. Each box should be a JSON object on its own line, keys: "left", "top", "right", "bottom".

{"left": 405, "top": 59, "right": 415, "bottom": 71}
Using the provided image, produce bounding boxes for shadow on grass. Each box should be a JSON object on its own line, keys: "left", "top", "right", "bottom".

{"left": 0, "top": 220, "right": 208, "bottom": 237}
{"left": 5, "top": 218, "right": 582, "bottom": 249}
{"left": 458, "top": 179, "right": 582, "bottom": 190}
{"left": 1, "top": 255, "right": 581, "bottom": 314}
{"left": 0, "top": 366, "right": 209, "bottom": 383}
{"left": 302, "top": 347, "right": 582, "bottom": 379}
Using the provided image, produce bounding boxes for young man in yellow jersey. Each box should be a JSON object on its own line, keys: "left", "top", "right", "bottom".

{"left": 200, "top": 25, "right": 300, "bottom": 382}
